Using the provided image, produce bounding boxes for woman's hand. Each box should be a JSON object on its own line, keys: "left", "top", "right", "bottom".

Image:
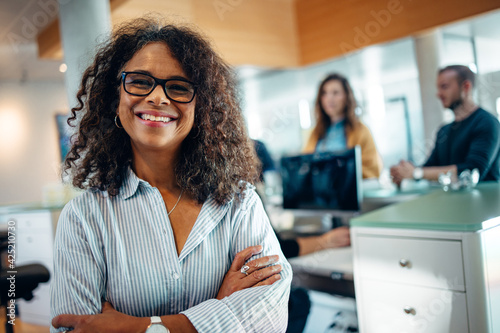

{"left": 52, "top": 302, "right": 149, "bottom": 333}
{"left": 216, "top": 245, "right": 282, "bottom": 300}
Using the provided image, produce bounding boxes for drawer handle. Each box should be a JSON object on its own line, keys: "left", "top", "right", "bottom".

{"left": 399, "top": 259, "right": 411, "bottom": 268}
{"left": 403, "top": 306, "right": 416, "bottom": 315}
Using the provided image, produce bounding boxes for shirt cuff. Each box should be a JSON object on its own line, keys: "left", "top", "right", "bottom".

{"left": 181, "top": 298, "right": 245, "bottom": 333}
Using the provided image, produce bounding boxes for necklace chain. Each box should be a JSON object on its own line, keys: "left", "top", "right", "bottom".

{"left": 167, "top": 189, "right": 184, "bottom": 216}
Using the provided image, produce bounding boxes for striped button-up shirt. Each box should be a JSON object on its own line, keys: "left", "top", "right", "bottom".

{"left": 50, "top": 168, "right": 292, "bottom": 332}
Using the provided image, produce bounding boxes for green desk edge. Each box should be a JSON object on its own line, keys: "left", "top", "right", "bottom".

{"left": 351, "top": 182, "right": 500, "bottom": 232}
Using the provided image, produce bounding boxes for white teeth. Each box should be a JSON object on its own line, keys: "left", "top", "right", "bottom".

{"left": 140, "top": 114, "right": 172, "bottom": 122}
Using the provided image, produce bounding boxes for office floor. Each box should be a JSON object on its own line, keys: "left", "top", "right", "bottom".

{"left": 0, "top": 308, "right": 50, "bottom": 333}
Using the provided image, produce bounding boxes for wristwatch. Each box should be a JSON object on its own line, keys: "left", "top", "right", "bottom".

{"left": 145, "top": 316, "right": 170, "bottom": 333}
{"left": 413, "top": 167, "right": 424, "bottom": 180}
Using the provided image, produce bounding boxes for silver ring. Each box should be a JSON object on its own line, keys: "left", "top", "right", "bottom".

{"left": 240, "top": 265, "right": 249, "bottom": 276}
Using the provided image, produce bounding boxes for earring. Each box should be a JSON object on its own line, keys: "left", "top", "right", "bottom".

{"left": 115, "top": 115, "right": 123, "bottom": 129}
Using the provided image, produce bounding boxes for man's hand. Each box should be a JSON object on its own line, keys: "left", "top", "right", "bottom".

{"left": 52, "top": 302, "right": 148, "bottom": 333}
{"left": 216, "top": 245, "right": 282, "bottom": 300}
{"left": 390, "top": 160, "right": 416, "bottom": 186}
{"left": 320, "top": 226, "right": 351, "bottom": 249}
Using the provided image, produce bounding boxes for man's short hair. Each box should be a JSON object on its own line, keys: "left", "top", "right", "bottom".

{"left": 438, "top": 65, "right": 476, "bottom": 88}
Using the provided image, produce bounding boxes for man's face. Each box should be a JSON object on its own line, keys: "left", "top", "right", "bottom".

{"left": 437, "top": 70, "right": 463, "bottom": 110}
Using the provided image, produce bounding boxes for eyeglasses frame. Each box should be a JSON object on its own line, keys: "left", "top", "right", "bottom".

{"left": 121, "top": 71, "right": 197, "bottom": 103}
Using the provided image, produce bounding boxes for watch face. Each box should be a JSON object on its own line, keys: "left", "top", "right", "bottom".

{"left": 413, "top": 167, "right": 423, "bottom": 180}
{"left": 146, "top": 324, "right": 170, "bottom": 333}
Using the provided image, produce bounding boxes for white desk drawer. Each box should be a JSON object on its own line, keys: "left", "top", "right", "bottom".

{"left": 356, "top": 236, "right": 465, "bottom": 291}
{"left": 9, "top": 211, "right": 52, "bottom": 230}
{"left": 359, "top": 279, "right": 468, "bottom": 333}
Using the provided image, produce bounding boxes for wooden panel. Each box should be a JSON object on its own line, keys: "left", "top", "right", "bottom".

{"left": 38, "top": 0, "right": 298, "bottom": 67}
{"left": 296, "top": 0, "right": 500, "bottom": 65}
{"left": 191, "top": 0, "right": 298, "bottom": 67}
{"left": 36, "top": 19, "right": 62, "bottom": 59}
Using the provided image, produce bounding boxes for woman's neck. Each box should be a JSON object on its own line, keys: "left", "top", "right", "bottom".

{"left": 131, "top": 145, "right": 179, "bottom": 192}
{"left": 329, "top": 115, "right": 345, "bottom": 125}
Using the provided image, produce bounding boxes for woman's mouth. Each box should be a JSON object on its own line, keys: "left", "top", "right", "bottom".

{"left": 139, "top": 113, "right": 173, "bottom": 123}
{"left": 135, "top": 112, "right": 177, "bottom": 127}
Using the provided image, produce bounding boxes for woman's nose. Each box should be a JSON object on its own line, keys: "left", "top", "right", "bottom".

{"left": 146, "top": 85, "right": 171, "bottom": 105}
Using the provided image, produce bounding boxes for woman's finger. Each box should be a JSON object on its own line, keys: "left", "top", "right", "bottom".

{"left": 244, "top": 255, "right": 280, "bottom": 275}
{"left": 254, "top": 273, "right": 282, "bottom": 288}
{"left": 230, "top": 245, "right": 263, "bottom": 272}
{"left": 241, "top": 264, "right": 282, "bottom": 288}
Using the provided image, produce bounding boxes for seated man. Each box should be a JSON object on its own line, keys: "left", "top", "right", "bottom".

{"left": 391, "top": 65, "right": 500, "bottom": 185}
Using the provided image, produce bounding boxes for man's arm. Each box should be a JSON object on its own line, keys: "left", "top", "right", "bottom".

{"left": 454, "top": 114, "right": 500, "bottom": 179}
{"left": 390, "top": 160, "right": 457, "bottom": 185}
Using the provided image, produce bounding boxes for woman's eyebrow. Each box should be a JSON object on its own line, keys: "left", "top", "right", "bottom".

{"left": 126, "top": 69, "right": 190, "bottom": 81}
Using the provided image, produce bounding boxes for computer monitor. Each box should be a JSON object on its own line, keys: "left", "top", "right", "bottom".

{"left": 280, "top": 146, "right": 362, "bottom": 212}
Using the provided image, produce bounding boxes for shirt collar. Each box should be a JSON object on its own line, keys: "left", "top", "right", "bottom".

{"left": 120, "top": 167, "right": 146, "bottom": 200}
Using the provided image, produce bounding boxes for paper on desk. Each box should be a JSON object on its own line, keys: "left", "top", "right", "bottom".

{"left": 288, "top": 247, "right": 353, "bottom": 280}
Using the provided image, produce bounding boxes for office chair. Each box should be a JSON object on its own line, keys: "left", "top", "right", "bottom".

{"left": 0, "top": 231, "right": 50, "bottom": 333}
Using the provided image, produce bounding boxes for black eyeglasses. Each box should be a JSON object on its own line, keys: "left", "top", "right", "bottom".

{"left": 121, "top": 71, "right": 197, "bottom": 103}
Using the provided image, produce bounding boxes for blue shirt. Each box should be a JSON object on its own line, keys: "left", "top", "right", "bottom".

{"left": 50, "top": 168, "right": 292, "bottom": 332}
{"left": 316, "top": 120, "right": 347, "bottom": 152}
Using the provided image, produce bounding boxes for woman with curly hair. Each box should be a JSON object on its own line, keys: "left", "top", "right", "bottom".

{"left": 304, "top": 73, "right": 382, "bottom": 178}
{"left": 50, "top": 16, "right": 291, "bottom": 333}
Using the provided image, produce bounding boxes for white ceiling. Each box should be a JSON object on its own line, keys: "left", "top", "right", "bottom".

{"left": 1, "top": 1, "right": 500, "bottom": 83}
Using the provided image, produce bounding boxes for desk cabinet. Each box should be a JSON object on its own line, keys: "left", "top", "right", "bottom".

{"left": 1, "top": 207, "right": 60, "bottom": 326}
{"left": 351, "top": 183, "right": 500, "bottom": 333}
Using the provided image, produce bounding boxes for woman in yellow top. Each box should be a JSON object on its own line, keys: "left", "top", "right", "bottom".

{"left": 304, "top": 73, "right": 382, "bottom": 179}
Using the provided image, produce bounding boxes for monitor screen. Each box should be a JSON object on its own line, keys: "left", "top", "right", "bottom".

{"left": 280, "top": 146, "right": 362, "bottom": 212}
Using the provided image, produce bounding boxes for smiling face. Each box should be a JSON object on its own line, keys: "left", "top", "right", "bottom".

{"left": 117, "top": 42, "right": 195, "bottom": 156}
{"left": 320, "top": 79, "right": 347, "bottom": 122}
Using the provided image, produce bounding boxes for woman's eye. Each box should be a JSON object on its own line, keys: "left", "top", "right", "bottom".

{"left": 168, "top": 84, "right": 190, "bottom": 92}
{"left": 130, "top": 79, "right": 152, "bottom": 86}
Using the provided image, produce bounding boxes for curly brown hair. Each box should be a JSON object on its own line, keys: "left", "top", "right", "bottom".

{"left": 311, "top": 73, "right": 360, "bottom": 141}
{"left": 64, "top": 16, "right": 259, "bottom": 205}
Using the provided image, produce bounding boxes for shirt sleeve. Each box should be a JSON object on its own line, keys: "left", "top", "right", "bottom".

{"left": 50, "top": 200, "right": 106, "bottom": 333}
{"left": 423, "top": 126, "right": 444, "bottom": 167}
{"left": 181, "top": 190, "right": 292, "bottom": 333}
{"left": 357, "top": 124, "right": 382, "bottom": 178}
{"left": 455, "top": 114, "right": 500, "bottom": 179}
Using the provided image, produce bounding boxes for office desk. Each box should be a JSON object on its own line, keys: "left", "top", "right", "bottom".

{"left": 274, "top": 182, "right": 434, "bottom": 299}
{"left": 351, "top": 182, "right": 500, "bottom": 333}
{"left": 288, "top": 247, "right": 355, "bottom": 298}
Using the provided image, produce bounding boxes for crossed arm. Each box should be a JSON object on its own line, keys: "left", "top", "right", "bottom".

{"left": 52, "top": 246, "right": 283, "bottom": 333}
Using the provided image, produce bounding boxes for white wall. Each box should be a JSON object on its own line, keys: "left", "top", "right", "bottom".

{"left": 0, "top": 81, "right": 67, "bottom": 205}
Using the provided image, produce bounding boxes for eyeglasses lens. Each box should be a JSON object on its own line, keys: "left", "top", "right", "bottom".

{"left": 123, "top": 73, "right": 195, "bottom": 103}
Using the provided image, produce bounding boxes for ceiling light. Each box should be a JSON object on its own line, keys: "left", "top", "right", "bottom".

{"left": 59, "top": 63, "right": 67, "bottom": 73}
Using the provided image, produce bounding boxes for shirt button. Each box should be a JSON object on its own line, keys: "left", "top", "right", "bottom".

{"left": 172, "top": 272, "right": 180, "bottom": 280}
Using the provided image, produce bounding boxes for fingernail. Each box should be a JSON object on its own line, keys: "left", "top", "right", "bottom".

{"left": 274, "top": 274, "right": 281, "bottom": 280}
{"left": 255, "top": 245, "right": 263, "bottom": 253}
